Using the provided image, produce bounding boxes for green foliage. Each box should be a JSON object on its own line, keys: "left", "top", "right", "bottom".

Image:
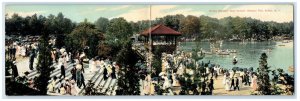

{"left": 5, "top": 60, "right": 12, "bottom": 76}
{"left": 5, "top": 12, "right": 75, "bottom": 36}
{"left": 6, "top": 79, "right": 41, "bottom": 95}
{"left": 6, "top": 12, "right": 293, "bottom": 41}
{"left": 105, "top": 17, "right": 133, "bottom": 56}
{"left": 94, "top": 17, "right": 109, "bottom": 33}
{"left": 115, "top": 40, "right": 140, "bottom": 95}
{"left": 65, "top": 19, "right": 106, "bottom": 58}
{"left": 270, "top": 70, "right": 284, "bottom": 95}
{"left": 179, "top": 15, "right": 200, "bottom": 38}
{"left": 257, "top": 53, "right": 271, "bottom": 95}
{"left": 34, "top": 21, "right": 53, "bottom": 95}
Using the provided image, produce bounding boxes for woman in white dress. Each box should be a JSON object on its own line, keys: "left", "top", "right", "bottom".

{"left": 162, "top": 76, "right": 171, "bottom": 90}
{"left": 63, "top": 56, "right": 68, "bottom": 69}
{"left": 239, "top": 76, "right": 243, "bottom": 88}
{"left": 21, "top": 46, "right": 26, "bottom": 57}
{"left": 16, "top": 45, "right": 21, "bottom": 56}
{"left": 70, "top": 80, "right": 77, "bottom": 96}
{"left": 251, "top": 75, "right": 258, "bottom": 91}
{"left": 57, "top": 56, "right": 63, "bottom": 68}
{"left": 59, "top": 84, "right": 66, "bottom": 95}
{"left": 89, "top": 58, "right": 96, "bottom": 73}
{"left": 223, "top": 75, "right": 227, "bottom": 85}
{"left": 225, "top": 77, "right": 230, "bottom": 91}
{"left": 143, "top": 75, "right": 151, "bottom": 95}
{"left": 100, "top": 59, "right": 104, "bottom": 69}
{"left": 64, "top": 52, "right": 69, "bottom": 62}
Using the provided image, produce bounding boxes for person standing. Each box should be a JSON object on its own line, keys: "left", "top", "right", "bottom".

{"left": 12, "top": 44, "right": 16, "bottom": 58}
{"left": 63, "top": 55, "right": 68, "bottom": 71}
{"left": 251, "top": 74, "right": 258, "bottom": 91}
{"left": 60, "top": 56, "right": 66, "bottom": 79}
{"left": 79, "top": 73, "right": 86, "bottom": 89}
{"left": 29, "top": 49, "right": 35, "bottom": 70}
{"left": 111, "top": 65, "right": 116, "bottom": 79}
{"left": 59, "top": 83, "right": 66, "bottom": 95}
{"left": 11, "top": 60, "right": 19, "bottom": 79}
{"left": 235, "top": 77, "right": 240, "bottom": 91}
{"left": 21, "top": 45, "right": 26, "bottom": 57}
{"left": 89, "top": 58, "right": 96, "bottom": 73}
{"left": 76, "top": 63, "right": 83, "bottom": 88}
{"left": 225, "top": 77, "right": 230, "bottom": 91}
{"left": 209, "top": 77, "right": 214, "bottom": 92}
{"left": 230, "top": 77, "right": 235, "bottom": 91}
{"left": 71, "top": 65, "right": 77, "bottom": 81}
{"left": 51, "top": 49, "right": 55, "bottom": 63}
{"left": 239, "top": 76, "right": 243, "bottom": 89}
{"left": 244, "top": 73, "right": 250, "bottom": 86}
{"left": 103, "top": 66, "right": 108, "bottom": 80}
{"left": 70, "top": 80, "right": 77, "bottom": 95}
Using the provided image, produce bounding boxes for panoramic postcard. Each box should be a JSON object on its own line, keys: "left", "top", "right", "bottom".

{"left": 5, "top": 4, "right": 294, "bottom": 96}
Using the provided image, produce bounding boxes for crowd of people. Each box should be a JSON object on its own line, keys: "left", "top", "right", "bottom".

{"left": 47, "top": 47, "right": 119, "bottom": 95}
{"left": 5, "top": 38, "right": 120, "bottom": 96}
{"left": 222, "top": 68, "right": 258, "bottom": 91}
{"left": 138, "top": 49, "right": 263, "bottom": 95}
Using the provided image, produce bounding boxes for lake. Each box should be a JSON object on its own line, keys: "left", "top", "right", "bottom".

{"left": 179, "top": 41, "right": 294, "bottom": 73}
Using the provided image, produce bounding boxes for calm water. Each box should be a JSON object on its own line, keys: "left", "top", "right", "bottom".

{"left": 180, "top": 41, "right": 294, "bottom": 72}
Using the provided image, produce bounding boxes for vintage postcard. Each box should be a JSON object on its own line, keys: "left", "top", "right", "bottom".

{"left": 4, "top": 4, "right": 294, "bottom": 96}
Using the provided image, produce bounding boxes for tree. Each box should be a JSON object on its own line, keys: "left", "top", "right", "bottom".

{"left": 6, "top": 13, "right": 24, "bottom": 35}
{"left": 179, "top": 15, "right": 200, "bottom": 39}
{"left": 257, "top": 53, "right": 271, "bottom": 95}
{"left": 65, "top": 19, "right": 102, "bottom": 58}
{"left": 160, "top": 14, "right": 184, "bottom": 31}
{"left": 53, "top": 13, "right": 75, "bottom": 48}
{"left": 106, "top": 17, "right": 133, "bottom": 56}
{"left": 94, "top": 17, "right": 109, "bottom": 33}
{"left": 116, "top": 40, "right": 140, "bottom": 95}
{"left": 34, "top": 20, "right": 54, "bottom": 95}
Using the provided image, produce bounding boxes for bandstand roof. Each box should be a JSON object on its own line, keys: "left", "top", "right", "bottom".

{"left": 140, "top": 24, "right": 181, "bottom": 36}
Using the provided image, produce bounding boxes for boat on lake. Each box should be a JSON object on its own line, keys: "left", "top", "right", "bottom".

{"left": 229, "top": 49, "right": 237, "bottom": 53}
{"left": 217, "top": 50, "right": 230, "bottom": 55}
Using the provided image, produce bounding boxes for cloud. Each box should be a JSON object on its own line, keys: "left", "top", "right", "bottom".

{"left": 95, "top": 5, "right": 130, "bottom": 12}
{"left": 222, "top": 5, "right": 231, "bottom": 10}
{"left": 95, "top": 7, "right": 106, "bottom": 11}
{"left": 6, "top": 10, "right": 47, "bottom": 18}
{"left": 211, "top": 5, "right": 293, "bottom": 23}
{"left": 112, "top": 7, "right": 150, "bottom": 22}
{"left": 151, "top": 5, "right": 205, "bottom": 19}
{"left": 110, "top": 5, "right": 130, "bottom": 11}
{"left": 112, "top": 5, "right": 206, "bottom": 22}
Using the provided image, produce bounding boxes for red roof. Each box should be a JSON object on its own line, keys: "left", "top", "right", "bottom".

{"left": 140, "top": 24, "right": 181, "bottom": 36}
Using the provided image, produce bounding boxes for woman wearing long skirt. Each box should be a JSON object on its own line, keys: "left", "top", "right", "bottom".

{"left": 16, "top": 45, "right": 21, "bottom": 57}
{"left": 251, "top": 75, "right": 258, "bottom": 91}
{"left": 58, "top": 56, "right": 63, "bottom": 68}
{"left": 59, "top": 84, "right": 66, "bottom": 95}
{"left": 223, "top": 75, "right": 226, "bottom": 85}
{"left": 225, "top": 78, "right": 230, "bottom": 91}
{"left": 21, "top": 46, "right": 26, "bottom": 57}
{"left": 65, "top": 79, "right": 71, "bottom": 95}
{"left": 70, "top": 80, "right": 77, "bottom": 95}
{"left": 89, "top": 58, "right": 96, "bottom": 73}
{"left": 51, "top": 50, "right": 56, "bottom": 63}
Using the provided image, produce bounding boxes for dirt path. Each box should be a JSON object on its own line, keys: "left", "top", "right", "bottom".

{"left": 212, "top": 75, "right": 254, "bottom": 95}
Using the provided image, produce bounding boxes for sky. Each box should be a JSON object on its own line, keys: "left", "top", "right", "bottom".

{"left": 5, "top": 4, "right": 294, "bottom": 23}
